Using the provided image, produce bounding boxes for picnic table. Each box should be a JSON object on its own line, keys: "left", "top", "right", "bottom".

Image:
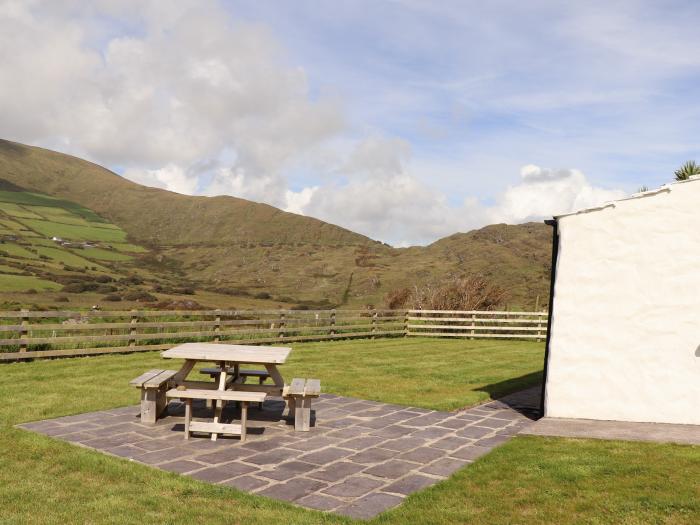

{"left": 162, "top": 342, "right": 292, "bottom": 440}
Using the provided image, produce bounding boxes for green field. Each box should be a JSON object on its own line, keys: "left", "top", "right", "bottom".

{"left": 75, "top": 247, "right": 133, "bottom": 261}
{"left": 17, "top": 219, "right": 127, "bottom": 242}
{"left": 0, "top": 187, "right": 159, "bottom": 306}
{"left": 33, "top": 245, "right": 105, "bottom": 268}
{"left": 109, "top": 242, "right": 148, "bottom": 253}
{"left": 0, "top": 203, "right": 43, "bottom": 219}
{"left": 0, "top": 243, "right": 39, "bottom": 259}
{"left": 0, "top": 189, "right": 107, "bottom": 223}
{"left": 0, "top": 274, "right": 62, "bottom": 291}
{"left": 0, "top": 338, "right": 696, "bottom": 525}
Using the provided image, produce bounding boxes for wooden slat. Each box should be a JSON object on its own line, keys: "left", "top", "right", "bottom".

{"left": 143, "top": 369, "right": 177, "bottom": 388}
{"left": 0, "top": 344, "right": 173, "bottom": 361}
{"left": 0, "top": 328, "right": 404, "bottom": 361}
{"left": 407, "top": 324, "right": 542, "bottom": 331}
{"left": 408, "top": 309, "right": 546, "bottom": 316}
{"left": 0, "top": 308, "right": 408, "bottom": 319}
{"left": 407, "top": 332, "right": 542, "bottom": 339}
{"left": 305, "top": 379, "right": 321, "bottom": 396}
{"left": 129, "top": 369, "right": 162, "bottom": 387}
{"left": 289, "top": 378, "right": 306, "bottom": 396}
{"left": 188, "top": 421, "right": 242, "bottom": 435}
{"left": 406, "top": 317, "right": 546, "bottom": 323}
{"left": 166, "top": 388, "right": 266, "bottom": 402}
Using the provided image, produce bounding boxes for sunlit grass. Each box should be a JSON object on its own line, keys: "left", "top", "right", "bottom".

{"left": 0, "top": 338, "right": 697, "bottom": 525}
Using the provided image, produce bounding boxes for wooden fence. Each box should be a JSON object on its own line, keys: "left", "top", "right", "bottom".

{"left": 0, "top": 308, "right": 548, "bottom": 362}
{"left": 405, "top": 310, "right": 548, "bottom": 341}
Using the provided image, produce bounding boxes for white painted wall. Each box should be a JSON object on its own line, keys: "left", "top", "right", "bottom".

{"left": 545, "top": 181, "right": 700, "bottom": 425}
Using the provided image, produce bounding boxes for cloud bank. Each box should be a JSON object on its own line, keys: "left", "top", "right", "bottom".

{"left": 0, "top": 0, "right": 629, "bottom": 245}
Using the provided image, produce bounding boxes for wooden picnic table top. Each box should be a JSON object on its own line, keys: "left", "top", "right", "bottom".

{"left": 161, "top": 342, "right": 292, "bottom": 364}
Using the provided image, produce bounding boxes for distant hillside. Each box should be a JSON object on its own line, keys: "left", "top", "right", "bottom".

{"left": 0, "top": 140, "right": 373, "bottom": 247}
{"left": 0, "top": 139, "right": 552, "bottom": 309}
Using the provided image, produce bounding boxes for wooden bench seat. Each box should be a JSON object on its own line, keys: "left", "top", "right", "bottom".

{"left": 283, "top": 378, "right": 321, "bottom": 431}
{"left": 130, "top": 369, "right": 177, "bottom": 424}
{"left": 166, "top": 388, "right": 266, "bottom": 442}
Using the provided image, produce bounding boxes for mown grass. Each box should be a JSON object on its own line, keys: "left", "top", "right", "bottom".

{"left": 0, "top": 338, "right": 697, "bottom": 525}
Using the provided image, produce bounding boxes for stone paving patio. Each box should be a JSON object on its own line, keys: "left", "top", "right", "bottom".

{"left": 18, "top": 387, "right": 540, "bottom": 520}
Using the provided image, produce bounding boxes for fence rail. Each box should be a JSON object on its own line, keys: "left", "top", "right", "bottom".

{"left": 0, "top": 308, "right": 548, "bottom": 361}
{"left": 405, "top": 309, "right": 548, "bottom": 341}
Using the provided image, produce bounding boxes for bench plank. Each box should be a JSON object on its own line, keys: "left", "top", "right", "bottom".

{"left": 129, "top": 369, "right": 163, "bottom": 387}
{"left": 289, "top": 378, "right": 306, "bottom": 396}
{"left": 143, "top": 369, "right": 177, "bottom": 388}
{"left": 305, "top": 379, "right": 321, "bottom": 396}
{"left": 166, "top": 388, "right": 266, "bottom": 402}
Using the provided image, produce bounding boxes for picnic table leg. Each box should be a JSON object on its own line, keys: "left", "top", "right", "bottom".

{"left": 264, "top": 364, "right": 285, "bottom": 395}
{"left": 240, "top": 401, "right": 248, "bottom": 442}
{"left": 211, "top": 361, "right": 228, "bottom": 441}
{"left": 173, "top": 359, "right": 196, "bottom": 384}
{"left": 300, "top": 397, "right": 312, "bottom": 432}
{"left": 184, "top": 399, "right": 192, "bottom": 440}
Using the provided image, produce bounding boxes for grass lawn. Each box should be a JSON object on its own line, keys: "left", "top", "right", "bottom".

{"left": 0, "top": 338, "right": 697, "bottom": 524}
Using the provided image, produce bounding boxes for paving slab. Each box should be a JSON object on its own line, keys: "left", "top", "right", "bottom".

{"left": 522, "top": 417, "right": 700, "bottom": 445}
{"left": 17, "top": 386, "right": 543, "bottom": 519}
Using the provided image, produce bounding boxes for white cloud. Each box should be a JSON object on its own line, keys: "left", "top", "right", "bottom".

{"left": 284, "top": 186, "right": 318, "bottom": 215}
{"left": 122, "top": 164, "right": 198, "bottom": 195}
{"left": 490, "top": 165, "right": 627, "bottom": 223}
{"left": 294, "top": 162, "right": 626, "bottom": 245}
{"left": 0, "top": 1, "right": 635, "bottom": 246}
{"left": 0, "top": 0, "right": 343, "bottom": 197}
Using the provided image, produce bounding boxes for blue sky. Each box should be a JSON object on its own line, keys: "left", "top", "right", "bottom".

{"left": 1, "top": 0, "right": 699, "bottom": 244}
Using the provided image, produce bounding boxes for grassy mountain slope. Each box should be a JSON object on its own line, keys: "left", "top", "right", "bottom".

{"left": 0, "top": 140, "right": 552, "bottom": 309}
{"left": 0, "top": 140, "right": 373, "bottom": 247}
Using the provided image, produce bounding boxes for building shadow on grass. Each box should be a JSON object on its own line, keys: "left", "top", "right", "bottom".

{"left": 475, "top": 371, "right": 543, "bottom": 420}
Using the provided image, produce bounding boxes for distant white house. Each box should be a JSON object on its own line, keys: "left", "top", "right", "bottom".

{"left": 543, "top": 177, "right": 700, "bottom": 426}
{"left": 51, "top": 236, "right": 63, "bottom": 242}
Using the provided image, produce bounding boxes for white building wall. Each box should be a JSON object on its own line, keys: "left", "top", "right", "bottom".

{"left": 545, "top": 181, "right": 700, "bottom": 425}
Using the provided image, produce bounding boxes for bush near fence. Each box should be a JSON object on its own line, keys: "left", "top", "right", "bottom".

{"left": 0, "top": 309, "right": 547, "bottom": 361}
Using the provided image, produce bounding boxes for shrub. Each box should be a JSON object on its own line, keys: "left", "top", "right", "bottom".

{"left": 61, "top": 283, "right": 85, "bottom": 293}
{"left": 95, "top": 275, "right": 113, "bottom": 283}
{"left": 96, "top": 284, "right": 117, "bottom": 294}
{"left": 54, "top": 296, "right": 70, "bottom": 303}
{"left": 123, "top": 291, "right": 157, "bottom": 302}
{"left": 254, "top": 292, "right": 271, "bottom": 299}
{"left": 102, "top": 294, "right": 122, "bottom": 302}
{"left": 385, "top": 275, "right": 507, "bottom": 311}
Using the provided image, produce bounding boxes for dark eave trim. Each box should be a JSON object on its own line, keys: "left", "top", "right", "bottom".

{"left": 540, "top": 217, "right": 559, "bottom": 417}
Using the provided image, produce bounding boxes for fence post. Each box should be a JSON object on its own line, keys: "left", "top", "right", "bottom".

{"left": 278, "top": 311, "right": 286, "bottom": 340}
{"left": 470, "top": 313, "right": 475, "bottom": 339}
{"left": 536, "top": 312, "right": 543, "bottom": 342}
{"left": 214, "top": 309, "right": 221, "bottom": 342}
{"left": 371, "top": 309, "right": 377, "bottom": 339}
{"left": 129, "top": 310, "right": 138, "bottom": 348}
{"left": 404, "top": 310, "right": 409, "bottom": 337}
{"left": 330, "top": 309, "right": 336, "bottom": 336}
{"left": 19, "top": 309, "right": 28, "bottom": 353}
